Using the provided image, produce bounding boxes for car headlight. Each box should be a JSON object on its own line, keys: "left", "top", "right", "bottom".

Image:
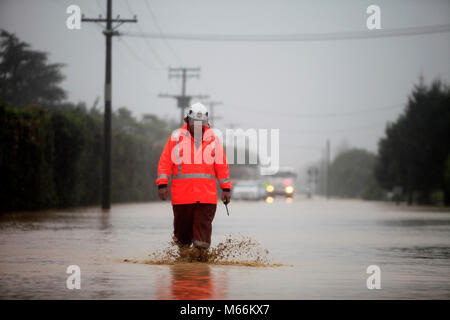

{"left": 266, "top": 185, "right": 274, "bottom": 192}
{"left": 285, "top": 186, "right": 294, "bottom": 194}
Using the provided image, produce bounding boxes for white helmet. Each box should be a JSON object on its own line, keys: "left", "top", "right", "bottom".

{"left": 186, "top": 102, "right": 209, "bottom": 121}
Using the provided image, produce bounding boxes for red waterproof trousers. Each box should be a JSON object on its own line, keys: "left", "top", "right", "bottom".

{"left": 172, "top": 202, "right": 216, "bottom": 248}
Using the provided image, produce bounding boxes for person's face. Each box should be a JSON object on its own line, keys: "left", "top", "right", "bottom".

{"left": 188, "top": 118, "right": 207, "bottom": 129}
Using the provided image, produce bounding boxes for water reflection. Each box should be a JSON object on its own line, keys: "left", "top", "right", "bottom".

{"left": 380, "top": 246, "right": 450, "bottom": 260}
{"left": 0, "top": 207, "right": 112, "bottom": 231}
{"left": 378, "top": 219, "right": 450, "bottom": 227}
{"left": 99, "top": 209, "right": 111, "bottom": 230}
{"left": 157, "top": 264, "right": 227, "bottom": 300}
{"left": 265, "top": 196, "right": 274, "bottom": 203}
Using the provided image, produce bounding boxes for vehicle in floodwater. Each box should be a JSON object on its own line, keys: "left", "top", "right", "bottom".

{"left": 231, "top": 180, "right": 266, "bottom": 201}
{"left": 263, "top": 167, "right": 297, "bottom": 198}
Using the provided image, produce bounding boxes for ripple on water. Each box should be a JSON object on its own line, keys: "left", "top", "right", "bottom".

{"left": 124, "top": 234, "right": 285, "bottom": 267}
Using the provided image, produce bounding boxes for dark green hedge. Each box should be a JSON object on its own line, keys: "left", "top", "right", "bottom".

{"left": 0, "top": 103, "right": 174, "bottom": 212}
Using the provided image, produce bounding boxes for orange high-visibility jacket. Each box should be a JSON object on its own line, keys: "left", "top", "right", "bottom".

{"left": 156, "top": 123, "right": 232, "bottom": 205}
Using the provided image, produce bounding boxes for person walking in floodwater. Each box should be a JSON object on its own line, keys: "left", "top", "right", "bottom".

{"left": 156, "top": 102, "right": 232, "bottom": 261}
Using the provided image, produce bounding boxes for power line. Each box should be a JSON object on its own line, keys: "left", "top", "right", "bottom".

{"left": 143, "top": 0, "right": 184, "bottom": 65}
{"left": 226, "top": 103, "right": 404, "bottom": 118}
{"left": 123, "top": 0, "right": 167, "bottom": 68}
{"left": 117, "top": 37, "right": 159, "bottom": 71}
{"left": 280, "top": 143, "right": 323, "bottom": 150}
{"left": 121, "top": 24, "right": 450, "bottom": 42}
{"left": 95, "top": 0, "right": 105, "bottom": 15}
{"left": 281, "top": 120, "right": 388, "bottom": 134}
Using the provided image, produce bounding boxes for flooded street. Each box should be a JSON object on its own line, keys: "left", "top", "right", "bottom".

{"left": 0, "top": 198, "right": 449, "bottom": 299}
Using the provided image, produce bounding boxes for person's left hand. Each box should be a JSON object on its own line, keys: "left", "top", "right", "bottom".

{"left": 221, "top": 190, "right": 231, "bottom": 205}
{"left": 158, "top": 186, "right": 169, "bottom": 201}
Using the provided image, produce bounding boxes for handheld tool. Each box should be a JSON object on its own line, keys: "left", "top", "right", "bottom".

{"left": 222, "top": 199, "right": 229, "bottom": 216}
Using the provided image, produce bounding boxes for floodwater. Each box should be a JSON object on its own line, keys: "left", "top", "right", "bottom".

{"left": 0, "top": 197, "right": 449, "bottom": 299}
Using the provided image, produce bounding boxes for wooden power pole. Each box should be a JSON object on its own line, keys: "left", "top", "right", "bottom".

{"left": 205, "top": 101, "right": 223, "bottom": 126}
{"left": 159, "top": 67, "right": 208, "bottom": 125}
{"left": 82, "top": 0, "right": 137, "bottom": 210}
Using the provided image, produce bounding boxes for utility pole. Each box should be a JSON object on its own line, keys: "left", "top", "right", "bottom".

{"left": 307, "top": 167, "right": 319, "bottom": 198}
{"left": 205, "top": 101, "right": 223, "bottom": 126}
{"left": 326, "top": 139, "right": 331, "bottom": 199}
{"left": 159, "top": 67, "right": 208, "bottom": 125}
{"left": 82, "top": 0, "right": 137, "bottom": 210}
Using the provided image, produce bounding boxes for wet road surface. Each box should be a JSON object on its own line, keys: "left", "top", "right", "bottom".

{"left": 0, "top": 197, "right": 449, "bottom": 299}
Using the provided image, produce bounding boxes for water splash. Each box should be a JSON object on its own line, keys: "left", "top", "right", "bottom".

{"left": 124, "top": 234, "right": 284, "bottom": 267}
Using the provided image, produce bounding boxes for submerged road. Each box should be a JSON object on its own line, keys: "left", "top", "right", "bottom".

{"left": 0, "top": 197, "right": 449, "bottom": 299}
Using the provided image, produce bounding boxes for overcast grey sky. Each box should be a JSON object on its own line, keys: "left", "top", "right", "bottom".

{"left": 1, "top": 0, "right": 449, "bottom": 171}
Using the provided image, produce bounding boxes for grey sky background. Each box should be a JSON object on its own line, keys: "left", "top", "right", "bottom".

{"left": 1, "top": 0, "right": 449, "bottom": 171}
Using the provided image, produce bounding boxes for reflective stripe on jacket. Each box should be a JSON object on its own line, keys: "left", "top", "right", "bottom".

{"left": 156, "top": 123, "right": 232, "bottom": 204}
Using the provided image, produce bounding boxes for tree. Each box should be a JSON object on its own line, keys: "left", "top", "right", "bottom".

{"left": 0, "top": 31, "right": 177, "bottom": 212}
{"left": 0, "top": 30, "right": 66, "bottom": 107}
{"left": 329, "top": 148, "right": 383, "bottom": 200}
{"left": 375, "top": 78, "right": 450, "bottom": 205}
{"left": 445, "top": 155, "right": 450, "bottom": 205}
